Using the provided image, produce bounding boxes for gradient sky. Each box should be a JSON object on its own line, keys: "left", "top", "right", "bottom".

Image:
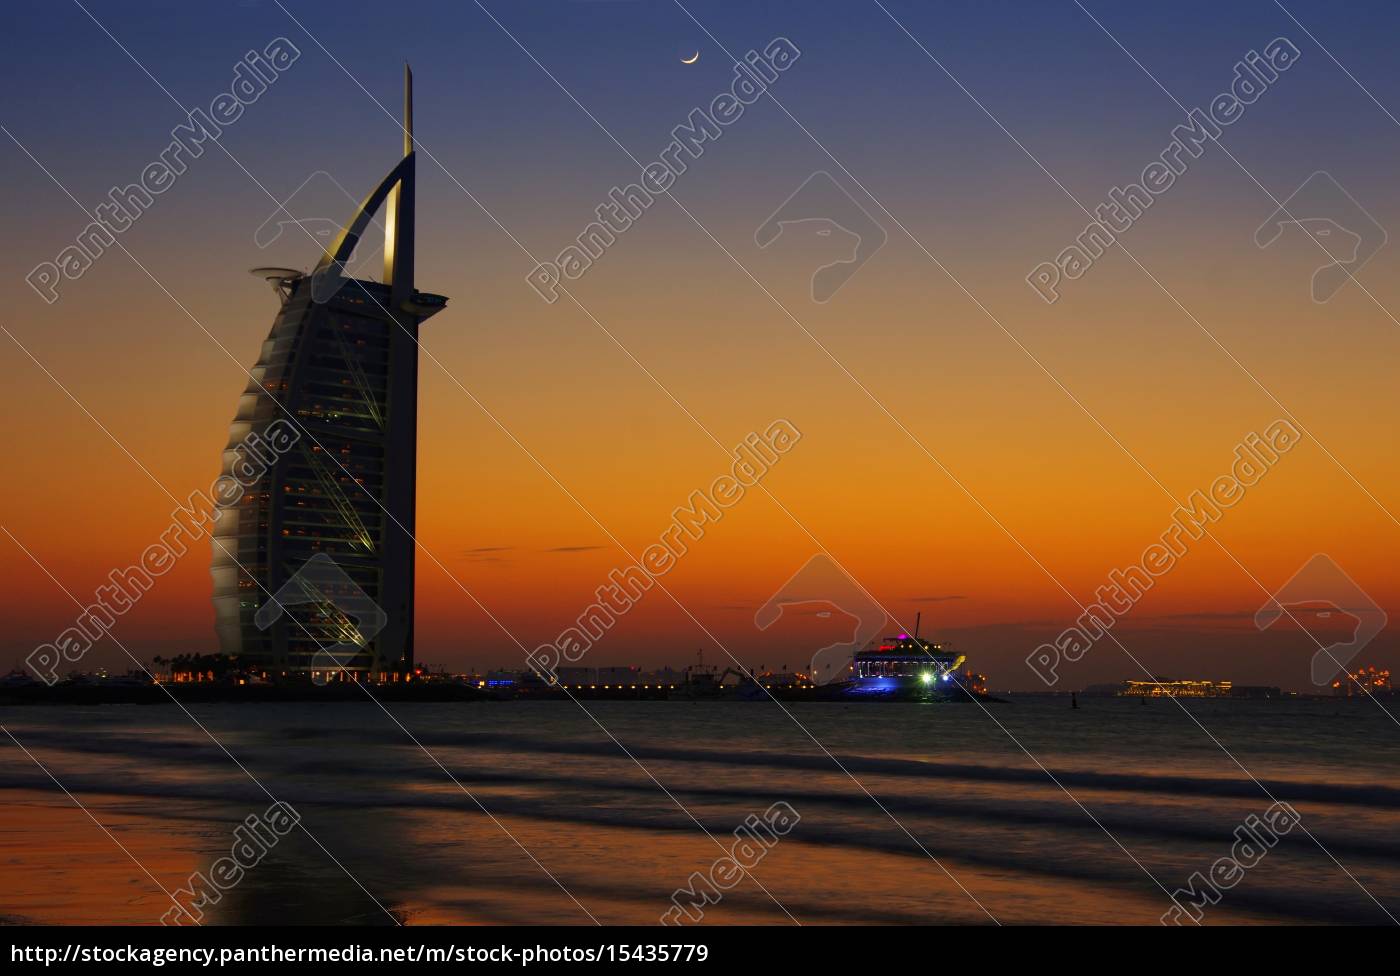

{"left": 3, "top": 0, "right": 1399, "bottom": 690}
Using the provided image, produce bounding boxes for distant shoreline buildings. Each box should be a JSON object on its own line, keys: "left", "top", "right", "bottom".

{"left": 7, "top": 661, "right": 1396, "bottom": 704}
{"left": 1080, "top": 678, "right": 1283, "bottom": 699}
{"left": 1331, "top": 666, "right": 1392, "bottom": 697}
{"left": 1075, "top": 677, "right": 1282, "bottom": 700}
{"left": 1080, "top": 666, "right": 1397, "bottom": 700}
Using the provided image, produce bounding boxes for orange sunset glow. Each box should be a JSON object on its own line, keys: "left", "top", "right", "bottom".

{"left": 6, "top": 0, "right": 1400, "bottom": 940}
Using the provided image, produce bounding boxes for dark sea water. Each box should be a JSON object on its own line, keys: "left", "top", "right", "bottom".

{"left": 2, "top": 696, "right": 1398, "bottom": 925}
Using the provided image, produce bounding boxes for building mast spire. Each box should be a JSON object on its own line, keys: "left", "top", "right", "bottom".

{"left": 384, "top": 61, "right": 415, "bottom": 307}
{"left": 403, "top": 60, "right": 414, "bottom": 156}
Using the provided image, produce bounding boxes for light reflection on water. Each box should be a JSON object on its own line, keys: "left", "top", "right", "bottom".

{"left": 2, "top": 697, "right": 1398, "bottom": 924}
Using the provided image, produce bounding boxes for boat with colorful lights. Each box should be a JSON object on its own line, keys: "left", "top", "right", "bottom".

{"left": 837, "top": 632, "right": 988, "bottom": 700}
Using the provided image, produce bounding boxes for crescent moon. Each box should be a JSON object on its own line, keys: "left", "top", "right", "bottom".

{"left": 681, "top": 51, "right": 699, "bottom": 64}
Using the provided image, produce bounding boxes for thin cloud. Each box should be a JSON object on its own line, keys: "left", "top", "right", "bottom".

{"left": 464, "top": 546, "right": 514, "bottom": 566}
{"left": 1157, "top": 610, "right": 1257, "bottom": 621}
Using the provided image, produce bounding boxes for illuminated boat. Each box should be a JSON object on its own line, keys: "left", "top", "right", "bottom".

{"left": 846, "top": 634, "right": 963, "bottom": 693}
{"left": 840, "top": 620, "right": 988, "bottom": 700}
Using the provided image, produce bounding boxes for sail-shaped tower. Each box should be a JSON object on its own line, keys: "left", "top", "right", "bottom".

{"left": 211, "top": 66, "right": 446, "bottom": 677}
